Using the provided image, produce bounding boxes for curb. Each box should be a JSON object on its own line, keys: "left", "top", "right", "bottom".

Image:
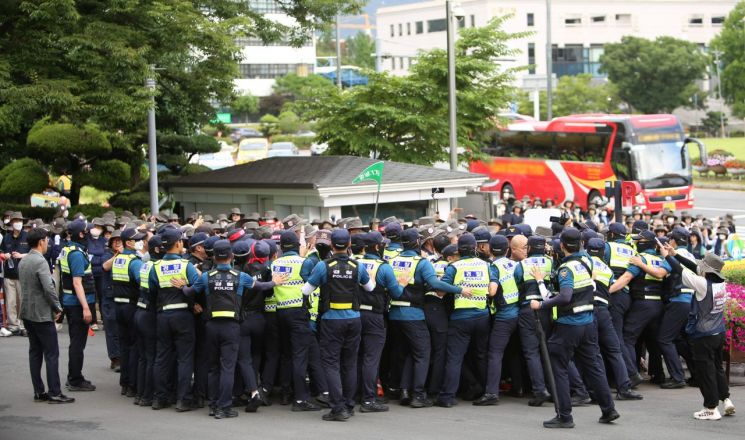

{"left": 695, "top": 182, "right": 745, "bottom": 191}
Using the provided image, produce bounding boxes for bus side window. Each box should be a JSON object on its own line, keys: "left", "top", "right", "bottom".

{"left": 611, "top": 143, "right": 632, "bottom": 180}
{"left": 555, "top": 133, "right": 584, "bottom": 161}
{"left": 525, "top": 132, "right": 554, "bottom": 159}
{"left": 494, "top": 131, "right": 526, "bottom": 157}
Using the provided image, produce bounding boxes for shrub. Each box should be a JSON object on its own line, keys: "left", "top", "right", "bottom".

{"left": 0, "top": 159, "right": 50, "bottom": 203}
{"left": 109, "top": 191, "right": 151, "bottom": 214}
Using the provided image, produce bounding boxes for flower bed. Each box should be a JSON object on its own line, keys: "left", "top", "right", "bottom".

{"left": 724, "top": 261, "right": 745, "bottom": 353}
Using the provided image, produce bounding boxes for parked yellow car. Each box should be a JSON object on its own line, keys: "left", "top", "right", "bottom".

{"left": 236, "top": 137, "right": 269, "bottom": 164}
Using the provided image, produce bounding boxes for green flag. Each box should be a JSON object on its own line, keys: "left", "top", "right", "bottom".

{"left": 351, "top": 161, "right": 384, "bottom": 187}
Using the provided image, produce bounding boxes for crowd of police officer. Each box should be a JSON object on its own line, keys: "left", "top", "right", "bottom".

{"left": 17, "top": 204, "right": 736, "bottom": 426}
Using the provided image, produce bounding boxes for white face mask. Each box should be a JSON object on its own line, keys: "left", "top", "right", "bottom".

{"left": 134, "top": 241, "right": 144, "bottom": 251}
{"left": 718, "top": 234, "right": 727, "bottom": 241}
{"left": 12, "top": 222, "right": 22, "bottom": 231}
{"left": 90, "top": 228, "right": 102, "bottom": 238}
{"left": 2, "top": 218, "right": 8, "bottom": 225}
{"left": 63, "top": 211, "right": 69, "bottom": 218}
{"left": 668, "top": 217, "right": 675, "bottom": 224}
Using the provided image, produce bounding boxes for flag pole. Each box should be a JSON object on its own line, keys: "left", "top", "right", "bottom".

{"left": 373, "top": 181, "right": 381, "bottom": 221}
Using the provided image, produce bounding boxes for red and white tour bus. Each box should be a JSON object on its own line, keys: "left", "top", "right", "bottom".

{"left": 470, "top": 114, "right": 706, "bottom": 212}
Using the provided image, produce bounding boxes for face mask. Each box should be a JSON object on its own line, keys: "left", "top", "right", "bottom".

{"left": 2, "top": 218, "right": 8, "bottom": 225}
{"left": 636, "top": 241, "right": 655, "bottom": 253}
{"left": 600, "top": 211, "right": 607, "bottom": 217}
{"left": 12, "top": 222, "right": 22, "bottom": 231}
{"left": 134, "top": 240, "right": 144, "bottom": 251}
{"left": 63, "top": 211, "right": 69, "bottom": 218}
{"left": 90, "top": 228, "right": 101, "bottom": 238}
{"left": 668, "top": 218, "right": 675, "bottom": 224}
{"left": 718, "top": 234, "right": 727, "bottom": 241}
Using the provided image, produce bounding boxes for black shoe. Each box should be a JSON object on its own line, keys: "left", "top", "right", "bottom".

{"left": 629, "top": 373, "right": 643, "bottom": 389}
{"left": 175, "top": 400, "right": 194, "bottom": 412}
{"left": 571, "top": 394, "right": 592, "bottom": 407}
{"left": 315, "top": 392, "right": 331, "bottom": 408}
{"left": 193, "top": 396, "right": 205, "bottom": 408}
{"left": 139, "top": 398, "right": 153, "bottom": 407}
{"left": 121, "top": 386, "right": 128, "bottom": 396}
{"left": 214, "top": 407, "right": 239, "bottom": 419}
{"left": 133, "top": 397, "right": 141, "bottom": 406}
{"left": 473, "top": 394, "right": 499, "bottom": 406}
{"left": 410, "top": 396, "right": 433, "bottom": 408}
{"left": 528, "top": 391, "right": 551, "bottom": 407}
{"left": 346, "top": 406, "right": 355, "bottom": 416}
{"left": 34, "top": 393, "right": 50, "bottom": 402}
{"left": 436, "top": 397, "right": 457, "bottom": 408}
{"left": 232, "top": 395, "right": 249, "bottom": 407}
{"left": 208, "top": 405, "right": 216, "bottom": 417}
{"left": 360, "top": 401, "right": 389, "bottom": 412}
{"left": 292, "top": 400, "right": 321, "bottom": 412}
{"left": 322, "top": 409, "right": 350, "bottom": 422}
{"left": 650, "top": 375, "right": 666, "bottom": 385}
{"left": 399, "top": 389, "right": 412, "bottom": 406}
{"left": 686, "top": 377, "right": 698, "bottom": 388}
{"left": 660, "top": 380, "right": 686, "bottom": 389}
{"left": 377, "top": 394, "right": 389, "bottom": 404}
{"left": 258, "top": 387, "right": 271, "bottom": 406}
{"left": 280, "top": 392, "right": 292, "bottom": 406}
{"left": 126, "top": 387, "right": 137, "bottom": 398}
{"left": 507, "top": 388, "right": 524, "bottom": 398}
{"left": 48, "top": 394, "right": 75, "bottom": 404}
{"left": 616, "top": 389, "right": 643, "bottom": 400}
{"left": 599, "top": 409, "right": 620, "bottom": 424}
{"left": 543, "top": 416, "right": 575, "bottom": 429}
{"left": 151, "top": 400, "right": 171, "bottom": 410}
{"left": 67, "top": 381, "right": 96, "bottom": 392}
{"left": 386, "top": 388, "right": 401, "bottom": 400}
{"left": 245, "top": 395, "right": 261, "bottom": 413}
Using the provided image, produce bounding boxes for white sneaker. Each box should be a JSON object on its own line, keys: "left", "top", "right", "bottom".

{"left": 0, "top": 327, "right": 12, "bottom": 337}
{"left": 55, "top": 323, "right": 63, "bottom": 332}
{"left": 90, "top": 324, "right": 99, "bottom": 331}
{"left": 694, "top": 407, "right": 722, "bottom": 420}
{"left": 723, "top": 398, "right": 736, "bottom": 416}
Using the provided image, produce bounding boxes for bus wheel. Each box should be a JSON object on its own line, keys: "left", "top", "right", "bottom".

{"left": 501, "top": 183, "right": 515, "bottom": 202}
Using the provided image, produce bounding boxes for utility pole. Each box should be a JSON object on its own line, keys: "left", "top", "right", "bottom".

{"left": 447, "top": 1, "right": 460, "bottom": 172}
{"left": 146, "top": 74, "right": 158, "bottom": 217}
{"left": 335, "top": 15, "right": 342, "bottom": 90}
{"left": 714, "top": 50, "right": 726, "bottom": 137}
{"left": 545, "top": 0, "right": 553, "bottom": 120}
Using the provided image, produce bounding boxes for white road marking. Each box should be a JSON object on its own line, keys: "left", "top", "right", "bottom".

{"left": 693, "top": 206, "right": 745, "bottom": 213}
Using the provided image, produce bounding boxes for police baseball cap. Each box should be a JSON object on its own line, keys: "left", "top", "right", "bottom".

{"left": 632, "top": 220, "right": 649, "bottom": 234}
{"left": 351, "top": 234, "right": 366, "bottom": 250}
{"left": 670, "top": 227, "right": 690, "bottom": 243}
{"left": 586, "top": 237, "right": 605, "bottom": 256}
{"left": 527, "top": 236, "right": 546, "bottom": 253}
{"left": 471, "top": 226, "right": 491, "bottom": 243}
{"left": 400, "top": 228, "right": 420, "bottom": 246}
{"left": 204, "top": 235, "right": 221, "bottom": 252}
{"left": 581, "top": 229, "right": 599, "bottom": 243}
{"left": 253, "top": 240, "right": 271, "bottom": 259}
{"left": 384, "top": 222, "right": 403, "bottom": 238}
{"left": 232, "top": 239, "right": 251, "bottom": 257}
{"left": 67, "top": 219, "right": 87, "bottom": 237}
{"left": 516, "top": 223, "right": 533, "bottom": 237}
{"left": 584, "top": 220, "right": 599, "bottom": 232}
{"left": 363, "top": 231, "right": 385, "bottom": 247}
{"left": 160, "top": 229, "right": 182, "bottom": 249}
{"left": 121, "top": 227, "right": 147, "bottom": 242}
{"left": 279, "top": 230, "right": 300, "bottom": 250}
{"left": 633, "top": 230, "right": 656, "bottom": 241}
{"left": 189, "top": 232, "right": 209, "bottom": 248}
{"left": 489, "top": 235, "right": 509, "bottom": 254}
{"left": 331, "top": 229, "right": 351, "bottom": 249}
{"left": 147, "top": 234, "right": 162, "bottom": 251}
{"left": 466, "top": 220, "right": 481, "bottom": 232}
{"left": 505, "top": 225, "right": 520, "bottom": 238}
{"left": 213, "top": 239, "right": 233, "bottom": 259}
{"left": 560, "top": 227, "right": 581, "bottom": 246}
{"left": 457, "top": 233, "right": 477, "bottom": 250}
{"left": 441, "top": 244, "right": 458, "bottom": 258}
{"left": 608, "top": 222, "right": 627, "bottom": 236}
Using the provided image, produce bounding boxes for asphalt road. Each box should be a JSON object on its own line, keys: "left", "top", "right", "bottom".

{"left": 0, "top": 328, "right": 743, "bottom": 440}
{"left": 690, "top": 188, "right": 745, "bottom": 233}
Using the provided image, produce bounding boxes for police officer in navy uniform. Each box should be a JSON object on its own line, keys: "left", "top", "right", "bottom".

{"left": 106, "top": 227, "right": 147, "bottom": 398}
{"left": 301, "top": 229, "right": 376, "bottom": 421}
{"left": 60, "top": 219, "right": 97, "bottom": 392}
{"left": 603, "top": 222, "right": 636, "bottom": 364}
{"left": 530, "top": 228, "right": 618, "bottom": 428}
{"left": 187, "top": 232, "right": 210, "bottom": 408}
{"left": 149, "top": 228, "right": 200, "bottom": 411}
{"left": 382, "top": 222, "right": 404, "bottom": 261}
{"left": 586, "top": 238, "right": 643, "bottom": 401}
{"left": 134, "top": 234, "right": 163, "bottom": 407}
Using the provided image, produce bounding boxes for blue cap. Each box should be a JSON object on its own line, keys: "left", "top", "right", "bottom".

{"left": 586, "top": 237, "right": 605, "bottom": 255}
{"left": 68, "top": 219, "right": 87, "bottom": 237}
{"left": 466, "top": 220, "right": 480, "bottom": 232}
{"left": 351, "top": 234, "right": 366, "bottom": 250}
{"left": 331, "top": 229, "right": 351, "bottom": 249}
{"left": 263, "top": 239, "right": 277, "bottom": 257}
{"left": 560, "top": 227, "right": 581, "bottom": 245}
{"left": 441, "top": 244, "right": 458, "bottom": 258}
{"left": 384, "top": 222, "right": 403, "bottom": 238}
{"left": 584, "top": 220, "right": 598, "bottom": 232}
{"left": 527, "top": 236, "right": 546, "bottom": 253}
{"left": 505, "top": 225, "right": 520, "bottom": 238}
{"left": 581, "top": 229, "right": 599, "bottom": 243}
{"left": 670, "top": 227, "right": 690, "bottom": 242}
{"left": 121, "top": 227, "right": 147, "bottom": 242}
{"left": 148, "top": 234, "right": 162, "bottom": 251}
{"left": 213, "top": 239, "right": 233, "bottom": 259}
{"left": 189, "top": 232, "right": 209, "bottom": 248}
{"left": 489, "top": 234, "right": 509, "bottom": 253}
{"left": 253, "top": 240, "right": 271, "bottom": 259}
{"left": 156, "top": 223, "right": 179, "bottom": 235}
{"left": 204, "top": 235, "right": 220, "bottom": 251}
{"left": 232, "top": 240, "right": 251, "bottom": 257}
{"left": 363, "top": 231, "right": 385, "bottom": 247}
{"left": 471, "top": 226, "right": 491, "bottom": 243}
{"left": 400, "top": 228, "right": 420, "bottom": 246}
{"left": 632, "top": 220, "right": 649, "bottom": 234}
{"left": 633, "top": 230, "right": 656, "bottom": 241}
{"left": 161, "top": 229, "right": 182, "bottom": 249}
{"left": 608, "top": 222, "right": 626, "bottom": 235}
{"left": 279, "top": 230, "right": 299, "bottom": 250}
{"left": 457, "top": 233, "right": 477, "bottom": 250}
{"left": 516, "top": 224, "right": 533, "bottom": 237}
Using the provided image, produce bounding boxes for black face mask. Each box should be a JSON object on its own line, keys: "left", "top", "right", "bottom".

{"left": 636, "top": 241, "right": 656, "bottom": 253}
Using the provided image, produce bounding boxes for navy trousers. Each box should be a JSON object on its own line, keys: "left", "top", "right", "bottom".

{"left": 154, "top": 310, "right": 194, "bottom": 403}
{"left": 63, "top": 305, "right": 90, "bottom": 386}
{"left": 115, "top": 302, "right": 138, "bottom": 390}
{"left": 358, "top": 311, "right": 386, "bottom": 402}
{"left": 24, "top": 319, "right": 61, "bottom": 396}
{"left": 518, "top": 306, "right": 550, "bottom": 394}
{"left": 423, "top": 298, "right": 449, "bottom": 396}
{"left": 440, "top": 314, "right": 490, "bottom": 400}
{"left": 622, "top": 299, "right": 663, "bottom": 377}
{"left": 237, "top": 311, "right": 264, "bottom": 393}
{"left": 390, "top": 319, "right": 431, "bottom": 399}
{"left": 594, "top": 306, "right": 631, "bottom": 391}
{"left": 657, "top": 301, "right": 689, "bottom": 382}
{"left": 101, "top": 295, "right": 120, "bottom": 360}
{"left": 484, "top": 317, "right": 518, "bottom": 395}
{"left": 206, "top": 319, "right": 240, "bottom": 409}
{"left": 277, "top": 308, "right": 313, "bottom": 401}
{"left": 320, "top": 318, "right": 361, "bottom": 412}
{"left": 135, "top": 308, "right": 157, "bottom": 401}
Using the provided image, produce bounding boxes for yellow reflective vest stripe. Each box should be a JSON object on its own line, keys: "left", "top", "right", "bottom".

{"left": 452, "top": 258, "right": 490, "bottom": 310}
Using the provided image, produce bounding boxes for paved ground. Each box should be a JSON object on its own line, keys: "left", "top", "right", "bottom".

{"left": 691, "top": 188, "right": 745, "bottom": 233}
{"left": 0, "top": 327, "right": 743, "bottom": 440}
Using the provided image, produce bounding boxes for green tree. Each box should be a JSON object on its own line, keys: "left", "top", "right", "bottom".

{"left": 346, "top": 32, "right": 376, "bottom": 69}
{"left": 711, "top": 1, "right": 745, "bottom": 118}
{"left": 278, "top": 111, "right": 301, "bottom": 134}
{"left": 232, "top": 94, "right": 259, "bottom": 123}
{"left": 157, "top": 133, "right": 221, "bottom": 174}
{"left": 0, "top": 158, "right": 49, "bottom": 203}
{"left": 517, "top": 74, "right": 621, "bottom": 119}
{"left": 600, "top": 36, "right": 708, "bottom": 113}
{"left": 316, "top": 28, "right": 337, "bottom": 58}
{"left": 259, "top": 114, "right": 280, "bottom": 138}
{"left": 274, "top": 74, "right": 336, "bottom": 101}
{"left": 701, "top": 111, "right": 728, "bottom": 137}
{"left": 26, "top": 120, "right": 130, "bottom": 205}
{"left": 303, "top": 16, "right": 526, "bottom": 165}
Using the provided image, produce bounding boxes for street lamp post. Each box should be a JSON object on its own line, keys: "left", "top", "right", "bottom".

{"left": 447, "top": 1, "right": 462, "bottom": 173}
{"left": 713, "top": 50, "right": 726, "bottom": 137}
{"left": 335, "top": 15, "right": 343, "bottom": 90}
{"left": 146, "top": 75, "right": 159, "bottom": 217}
{"left": 546, "top": 0, "right": 553, "bottom": 120}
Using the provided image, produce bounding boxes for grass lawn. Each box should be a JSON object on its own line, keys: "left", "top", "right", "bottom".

{"left": 694, "top": 137, "right": 745, "bottom": 159}
{"left": 79, "top": 186, "right": 112, "bottom": 205}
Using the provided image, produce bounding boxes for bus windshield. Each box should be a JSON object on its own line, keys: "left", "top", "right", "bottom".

{"left": 631, "top": 141, "right": 691, "bottom": 189}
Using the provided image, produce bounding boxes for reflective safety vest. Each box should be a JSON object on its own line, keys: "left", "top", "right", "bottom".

{"left": 304, "top": 252, "right": 322, "bottom": 321}
{"left": 591, "top": 256, "right": 613, "bottom": 306}
{"left": 319, "top": 256, "right": 360, "bottom": 314}
{"left": 607, "top": 241, "right": 636, "bottom": 278}
{"left": 153, "top": 258, "right": 189, "bottom": 310}
{"left": 271, "top": 255, "right": 305, "bottom": 309}
{"left": 553, "top": 256, "right": 594, "bottom": 320}
{"left": 628, "top": 253, "right": 666, "bottom": 300}
{"left": 519, "top": 256, "right": 553, "bottom": 303}
{"left": 426, "top": 259, "right": 450, "bottom": 298}
{"left": 383, "top": 247, "right": 402, "bottom": 262}
{"left": 137, "top": 261, "right": 154, "bottom": 310}
{"left": 112, "top": 253, "right": 140, "bottom": 303}
{"left": 666, "top": 248, "right": 696, "bottom": 301}
{"left": 389, "top": 254, "right": 425, "bottom": 308}
{"left": 451, "top": 257, "right": 490, "bottom": 310}
{"left": 60, "top": 244, "right": 95, "bottom": 296}
{"left": 357, "top": 257, "right": 387, "bottom": 314}
{"left": 492, "top": 257, "right": 519, "bottom": 309}
{"left": 206, "top": 268, "right": 241, "bottom": 320}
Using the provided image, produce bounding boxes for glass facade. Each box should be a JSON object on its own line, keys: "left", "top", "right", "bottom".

{"left": 247, "top": 0, "right": 283, "bottom": 14}
{"left": 235, "top": 37, "right": 312, "bottom": 47}
{"left": 238, "top": 63, "right": 314, "bottom": 79}
{"left": 551, "top": 44, "right": 605, "bottom": 78}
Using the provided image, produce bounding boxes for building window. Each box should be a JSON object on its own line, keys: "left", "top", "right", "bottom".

{"left": 391, "top": 57, "right": 396, "bottom": 70}
{"left": 564, "top": 16, "right": 582, "bottom": 26}
{"left": 235, "top": 37, "right": 313, "bottom": 47}
{"left": 408, "top": 58, "right": 413, "bottom": 68}
{"left": 528, "top": 43, "right": 535, "bottom": 74}
{"left": 399, "top": 57, "right": 405, "bottom": 70}
{"left": 390, "top": 24, "right": 395, "bottom": 37}
{"left": 238, "top": 63, "right": 314, "bottom": 79}
{"left": 407, "top": 22, "right": 411, "bottom": 35}
{"left": 470, "top": 15, "right": 475, "bottom": 27}
{"left": 591, "top": 15, "right": 605, "bottom": 23}
{"left": 427, "top": 18, "right": 447, "bottom": 33}
{"left": 689, "top": 15, "right": 704, "bottom": 26}
{"left": 527, "top": 13, "right": 534, "bottom": 27}
{"left": 416, "top": 21, "right": 424, "bottom": 34}
{"left": 712, "top": 16, "right": 725, "bottom": 25}
{"left": 398, "top": 23, "right": 403, "bottom": 36}
{"left": 247, "top": 0, "right": 283, "bottom": 14}
{"left": 550, "top": 44, "right": 605, "bottom": 78}
{"left": 458, "top": 17, "right": 466, "bottom": 29}
{"left": 615, "top": 14, "right": 631, "bottom": 25}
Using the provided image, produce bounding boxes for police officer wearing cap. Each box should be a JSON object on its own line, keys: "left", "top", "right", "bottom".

{"left": 389, "top": 228, "right": 463, "bottom": 408}
{"left": 609, "top": 229, "right": 671, "bottom": 387}
{"left": 60, "top": 219, "right": 97, "bottom": 392}
{"left": 149, "top": 228, "right": 201, "bottom": 411}
{"left": 187, "top": 231, "right": 210, "bottom": 408}
{"left": 530, "top": 228, "right": 619, "bottom": 428}
{"left": 356, "top": 231, "right": 404, "bottom": 412}
{"left": 436, "top": 233, "right": 494, "bottom": 408}
{"left": 656, "top": 227, "right": 697, "bottom": 389}
{"left": 301, "top": 229, "right": 376, "bottom": 421}
{"left": 104, "top": 227, "right": 146, "bottom": 398}
{"left": 603, "top": 222, "right": 637, "bottom": 358}
{"left": 271, "top": 230, "right": 322, "bottom": 411}
{"left": 133, "top": 234, "right": 163, "bottom": 407}
{"left": 586, "top": 238, "right": 643, "bottom": 401}
{"left": 383, "top": 222, "right": 404, "bottom": 261}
